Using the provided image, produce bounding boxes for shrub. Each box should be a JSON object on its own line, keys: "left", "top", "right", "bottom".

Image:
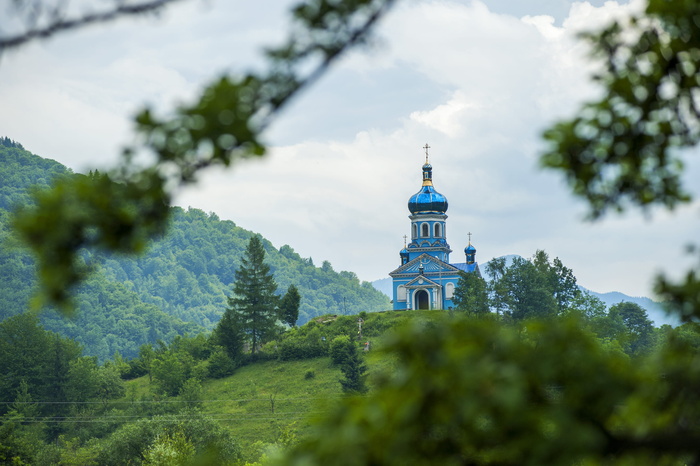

{"left": 207, "top": 347, "right": 237, "bottom": 379}
{"left": 278, "top": 327, "right": 327, "bottom": 361}
{"left": 329, "top": 335, "right": 354, "bottom": 366}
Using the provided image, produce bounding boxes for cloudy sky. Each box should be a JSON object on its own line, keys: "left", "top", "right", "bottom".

{"left": 1, "top": 0, "right": 698, "bottom": 298}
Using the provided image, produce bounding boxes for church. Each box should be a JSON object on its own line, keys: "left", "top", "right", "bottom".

{"left": 389, "top": 146, "right": 479, "bottom": 310}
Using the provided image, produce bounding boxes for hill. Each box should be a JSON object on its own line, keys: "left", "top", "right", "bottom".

{"left": 0, "top": 140, "right": 390, "bottom": 360}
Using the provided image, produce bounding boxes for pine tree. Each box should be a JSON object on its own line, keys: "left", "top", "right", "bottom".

{"left": 225, "top": 236, "right": 280, "bottom": 355}
{"left": 339, "top": 343, "right": 368, "bottom": 395}
{"left": 279, "top": 284, "right": 301, "bottom": 327}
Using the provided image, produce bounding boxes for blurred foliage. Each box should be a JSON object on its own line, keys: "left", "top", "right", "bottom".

{"left": 282, "top": 315, "right": 700, "bottom": 465}
{"left": 0, "top": 0, "right": 183, "bottom": 51}
{"left": 541, "top": 1, "right": 700, "bottom": 324}
{"left": 541, "top": 0, "right": 700, "bottom": 217}
{"left": 10, "top": 0, "right": 396, "bottom": 311}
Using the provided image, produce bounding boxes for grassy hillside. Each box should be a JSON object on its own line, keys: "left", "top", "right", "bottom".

{"left": 119, "top": 310, "right": 431, "bottom": 459}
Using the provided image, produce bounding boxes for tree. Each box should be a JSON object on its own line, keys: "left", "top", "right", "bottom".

{"left": 210, "top": 310, "right": 245, "bottom": 362}
{"left": 138, "top": 343, "right": 156, "bottom": 382}
{"left": 484, "top": 256, "right": 508, "bottom": 316}
{"left": 501, "top": 256, "right": 557, "bottom": 320}
{"left": 452, "top": 271, "right": 489, "bottom": 316}
{"left": 484, "top": 252, "right": 579, "bottom": 320}
{"left": 329, "top": 335, "right": 354, "bottom": 366}
{"left": 279, "top": 284, "right": 302, "bottom": 327}
{"left": 338, "top": 342, "right": 368, "bottom": 395}
{"left": 609, "top": 301, "right": 654, "bottom": 357}
{"left": 206, "top": 346, "right": 237, "bottom": 379}
{"left": 531, "top": 250, "right": 579, "bottom": 312}
{"left": 225, "top": 236, "right": 280, "bottom": 355}
{"left": 151, "top": 351, "right": 191, "bottom": 397}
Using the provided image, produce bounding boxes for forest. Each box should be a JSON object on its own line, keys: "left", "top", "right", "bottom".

{"left": 0, "top": 139, "right": 389, "bottom": 361}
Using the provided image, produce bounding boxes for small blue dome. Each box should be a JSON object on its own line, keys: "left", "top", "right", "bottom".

{"left": 408, "top": 185, "right": 448, "bottom": 214}
{"left": 465, "top": 243, "right": 476, "bottom": 254}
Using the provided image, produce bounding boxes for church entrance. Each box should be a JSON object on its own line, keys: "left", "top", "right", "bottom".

{"left": 416, "top": 290, "right": 430, "bottom": 310}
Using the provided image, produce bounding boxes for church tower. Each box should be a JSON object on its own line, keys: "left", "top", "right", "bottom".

{"left": 389, "top": 145, "right": 479, "bottom": 310}
{"left": 405, "top": 147, "right": 451, "bottom": 263}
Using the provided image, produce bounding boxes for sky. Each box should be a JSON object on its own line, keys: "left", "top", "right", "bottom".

{"left": 1, "top": 0, "right": 698, "bottom": 298}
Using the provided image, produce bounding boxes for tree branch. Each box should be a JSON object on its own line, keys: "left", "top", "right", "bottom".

{"left": 0, "top": 0, "right": 185, "bottom": 51}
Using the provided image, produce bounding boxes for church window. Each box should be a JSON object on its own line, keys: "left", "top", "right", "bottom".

{"left": 434, "top": 223, "right": 442, "bottom": 237}
{"left": 445, "top": 282, "right": 455, "bottom": 300}
{"left": 421, "top": 223, "right": 429, "bottom": 237}
{"left": 412, "top": 224, "right": 418, "bottom": 239}
{"left": 397, "top": 285, "right": 407, "bottom": 301}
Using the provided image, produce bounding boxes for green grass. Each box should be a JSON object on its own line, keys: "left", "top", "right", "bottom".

{"left": 199, "top": 357, "right": 343, "bottom": 449}
{"left": 121, "top": 309, "right": 449, "bottom": 456}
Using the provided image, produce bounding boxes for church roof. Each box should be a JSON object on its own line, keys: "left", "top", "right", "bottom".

{"left": 451, "top": 262, "right": 480, "bottom": 274}
{"left": 389, "top": 253, "right": 460, "bottom": 276}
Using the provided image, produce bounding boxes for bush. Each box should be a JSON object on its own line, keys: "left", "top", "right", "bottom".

{"left": 304, "top": 370, "right": 316, "bottom": 380}
{"left": 278, "top": 327, "right": 327, "bottom": 361}
{"left": 329, "top": 335, "right": 354, "bottom": 366}
{"left": 207, "top": 347, "right": 237, "bottom": 379}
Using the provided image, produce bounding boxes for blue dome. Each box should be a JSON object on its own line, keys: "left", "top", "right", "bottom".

{"left": 408, "top": 185, "right": 448, "bottom": 214}
{"left": 465, "top": 243, "right": 476, "bottom": 254}
{"left": 408, "top": 161, "right": 448, "bottom": 214}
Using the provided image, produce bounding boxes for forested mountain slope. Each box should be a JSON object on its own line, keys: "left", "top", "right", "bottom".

{"left": 0, "top": 140, "right": 390, "bottom": 359}
{"left": 100, "top": 206, "right": 390, "bottom": 328}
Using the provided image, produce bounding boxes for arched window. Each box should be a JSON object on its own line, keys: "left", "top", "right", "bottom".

{"left": 421, "top": 223, "right": 429, "bottom": 237}
{"left": 434, "top": 223, "right": 442, "bottom": 238}
{"left": 445, "top": 282, "right": 455, "bottom": 300}
{"left": 397, "top": 285, "right": 407, "bottom": 301}
{"left": 412, "top": 223, "right": 418, "bottom": 239}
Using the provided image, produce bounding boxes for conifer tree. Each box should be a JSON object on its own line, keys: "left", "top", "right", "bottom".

{"left": 225, "top": 236, "right": 280, "bottom": 355}
{"left": 339, "top": 343, "right": 368, "bottom": 395}
{"left": 279, "top": 284, "right": 301, "bottom": 327}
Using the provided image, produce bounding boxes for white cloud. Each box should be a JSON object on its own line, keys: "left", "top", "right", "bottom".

{"left": 409, "top": 91, "right": 479, "bottom": 136}
{"left": 4, "top": 0, "right": 693, "bottom": 298}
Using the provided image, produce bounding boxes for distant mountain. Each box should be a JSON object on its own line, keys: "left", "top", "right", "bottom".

{"left": 372, "top": 255, "right": 678, "bottom": 327}
{"left": 0, "top": 140, "right": 390, "bottom": 360}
